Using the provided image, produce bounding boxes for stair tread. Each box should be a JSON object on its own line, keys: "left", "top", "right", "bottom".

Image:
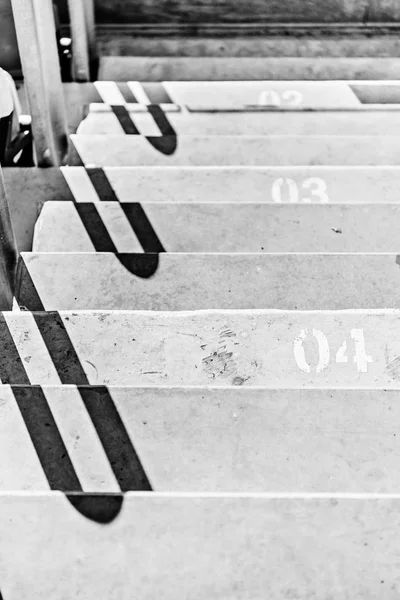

{"left": 70, "top": 134, "right": 400, "bottom": 167}
{"left": 33, "top": 202, "right": 400, "bottom": 253}
{"left": 0, "top": 309, "right": 396, "bottom": 386}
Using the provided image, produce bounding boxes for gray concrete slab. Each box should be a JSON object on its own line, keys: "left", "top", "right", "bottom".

{"left": 0, "top": 309, "right": 399, "bottom": 386}
{"left": 77, "top": 107, "right": 400, "bottom": 136}
{"left": 17, "top": 253, "right": 400, "bottom": 312}
{"left": 98, "top": 57, "right": 400, "bottom": 81}
{"left": 33, "top": 202, "right": 400, "bottom": 253}
{"left": 83, "top": 166, "right": 400, "bottom": 204}
{"left": 70, "top": 135, "right": 400, "bottom": 167}
{"left": 3, "top": 385, "right": 400, "bottom": 493}
{"left": 2, "top": 492, "right": 400, "bottom": 599}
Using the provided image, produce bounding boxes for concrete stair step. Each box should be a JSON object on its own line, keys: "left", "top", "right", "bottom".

{"left": 1, "top": 492, "right": 398, "bottom": 598}
{"left": 93, "top": 0, "right": 400, "bottom": 24}
{"left": 78, "top": 106, "right": 400, "bottom": 136}
{"left": 3, "top": 385, "right": 400, "bottom": 493}
{"left": 70, "top": 135, "right": 400, "bottom": 167}
{"left": 98, "top": 56, "right": 400, "bottom": 81}
{"left": 92, "top": 80, "right": 364, "bottom": 109}
{"left": 98, "top": 33, "right": 400, "bottom": 58}
{"left": 17, "top": 253, "right": 400, "bottom": 311}
{"left": 33, "top": 202, "right": 400, "bottom": 253}
{"left": 0, "top": 309, "right": 397, "bottom": 386}
{"left": 58, "top": 165, "right": 400, "bottom": 204}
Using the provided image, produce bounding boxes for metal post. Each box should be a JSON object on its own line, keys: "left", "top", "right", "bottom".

{"left": 11, "top": 0, "right": 69, "bottom": 167}
{"left": 84, "top": 0, "right": 97, "bottom": 64}
{"left": 0, "top": 165, "right": 19, "bottom": 310}
{"left": 67, "top": 0, "right": 91, "bottom": 82}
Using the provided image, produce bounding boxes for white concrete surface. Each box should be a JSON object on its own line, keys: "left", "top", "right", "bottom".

{"left": 18, "top": 253, "right": 400, "bottom": 311}
{"left": 1, "top": 493, "right": 400, "bottom": 598}
{"left": 98, "top": 56, "right": 400, "bottom": 81}
{"left": 33, "top": 202, "right": 400, "bottom": 253}
{"left": 1, "top": 309, "right": 400, "bottom": 386}
{"left": 96, "top": 80, "right": 362, "bottom": 109}
{"left": 70, "top": 135, "right": 400, "bottom": 166}
{"left": 63, "top": 166, "right": 400, "bottom": 204}
{"left": 3, "top": 386, "right": 400, "bottom": 492}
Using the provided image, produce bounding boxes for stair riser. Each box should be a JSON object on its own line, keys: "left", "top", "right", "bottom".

{"left": 99, "top": 57, "right": 400, "bottom": 81}
{"left": 34, "top": 202, "right": 400, "bottom": 253}
{"left": 0, "top": 494, "right": 399, "bottom": 599}
{"left": 78, "top": 110, "right": 400, "bottom": 136}
{"left": 2, "top": 386, "right": 400, "bottom": 493}
{"left": 71, "top": 135, "right": 400, "bottom": 167}
{"left": 60, "top": 166, "right": 400, "bottom": 204}
{"left": 0, "top": 310, "right": 398, "bottom": 387}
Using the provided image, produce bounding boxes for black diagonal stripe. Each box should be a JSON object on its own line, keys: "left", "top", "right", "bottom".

{"left": 0, "top": 314, "right": 30, "bottom": 384}
{"left": 111, "top": 105, "right": 140, "bottom": 135}
{"left": 117, "top": 82, "right": 138, "bottom": 103}
{"left": 147, "top": 105, "right": 176, "bottom": 136}
{"left": 86, "top": 167, "right": 119, "bottom": 202}
{"left": 75, "top": 203, "right": 117, "bottom": 252}
{"left": 32, "top": 312, "right": 89, "bottom": 384}
{"left": 79, "top": 386, "right": 152, "bottom": 491}
{"left": 13, "top": 386, "right": 82, "bottom": 490}
{"left": 141, "top": 82, "right": 173, "bottom": 104}
{"left": 121, "top": 203, "right": 165, "bottom": 253}
{"left": 15, "top": 255, "right": 45, "bottom": 311}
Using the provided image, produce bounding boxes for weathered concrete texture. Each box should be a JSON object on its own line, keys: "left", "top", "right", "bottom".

{"left": 33, "top": 202, "right": 400, "bottom": 253}
{"left": 17, "top": 253, "right": 400, "bottom": 311}
{"left": 2, "top": 309, "right": 400, "bottom": 386}
{"left": 88, "top": 0, "right": 400, "bottom": 23}
{"left": 2, "top": 493, "right": 400, "bottom": 599}
{"left": 70, "top": 134, "right": 400, "bottom": 167}
{"left": 98, "top": 56, "right": 400, "bottom": 81}
{"left": 160, "top": 80, "right": 361, "bottom": 109}
{"left": 77, "top": 109, "right": 400, "bottom": 136}
{"left": 101, "top": 166, "right": 400, "bottom": 204}
{"left": 97, "top": 34, "right": 400, "bottom": 58}
{"left": 3, "top": 386, "right": 400, "bottom": 492}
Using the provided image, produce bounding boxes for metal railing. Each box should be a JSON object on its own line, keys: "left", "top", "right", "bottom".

{"left": 10, "top": 0, "right": 97, "bottom": 166}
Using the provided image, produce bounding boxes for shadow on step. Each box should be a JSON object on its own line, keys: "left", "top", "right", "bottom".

{"left": 0, "top": 312, "right": 153, "bottom": 524}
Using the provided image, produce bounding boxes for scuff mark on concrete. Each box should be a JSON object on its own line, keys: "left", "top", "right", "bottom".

{"left": 386, "top": 356, "right": 400, "bottom": 381}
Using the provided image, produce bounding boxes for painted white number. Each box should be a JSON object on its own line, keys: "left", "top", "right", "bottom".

{"left": 271, "top": 177, "right": 330, "bottom": 203}
{"left": 294, "top": 329, "right": 373, "bottom": 373}
{"left": 259, "top": 90, "right": 304, "bottom": 107}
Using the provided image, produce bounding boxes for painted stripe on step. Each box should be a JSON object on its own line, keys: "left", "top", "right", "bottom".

{"left": 0, "top": 314, "right": 29, "bottom": 384}
{"left": 127, "top": 81, "right": 151, "bottom": 105}
{"left": 79, "top": 387, "right": 152, "bottom": 491}
{"left": 61, "top": 166, "right": 102, "bottom": 203}
{"left": 3, "top": 312, "right": 61, "bottom": 384}
{"left": 94, "top": 81, "right": 126, "bottom": 105}
{"left": 0, "top": 386, "right": 49, "bottom": 489}
{"left": 13, "top": 386, "right": 82, "bottom": 490}
{"left": 74, "top": 203, "right": 118, "bottom": 252}
{"left": 110, "top": 106, "right": 140, "bottom": 135}
{"left": 32, "top": 312, "right": 89, "bottom": 385}
{"left": 116, "top": 82, "right": 138, "bottom": 103}
{"left": 42, "top": 387, "right": 120, "bottom": 493}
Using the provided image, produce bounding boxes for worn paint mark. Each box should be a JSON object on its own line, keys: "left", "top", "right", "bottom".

{"left": 386, "top": 356, "right": 400, "bottom": 381}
